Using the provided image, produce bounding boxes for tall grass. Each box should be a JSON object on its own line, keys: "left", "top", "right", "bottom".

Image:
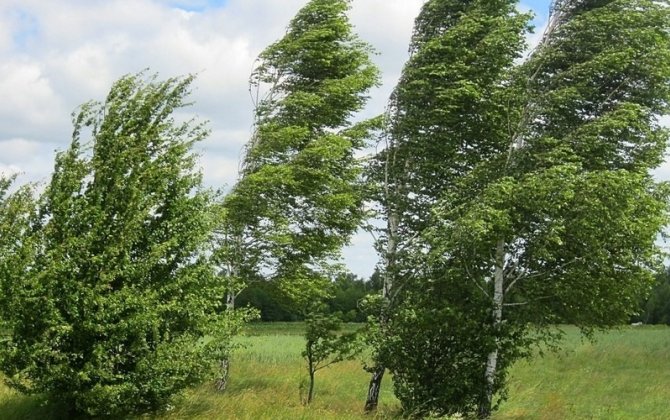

{"left": 0, "top": 324, "right": 668, "bottom": 419}
{"left": 497, "top": 326, "right": 670, "bottom": 419}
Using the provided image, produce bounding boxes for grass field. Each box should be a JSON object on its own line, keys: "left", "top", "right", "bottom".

{"left": 0, "top": 324, "right": 668, "bottom": 419}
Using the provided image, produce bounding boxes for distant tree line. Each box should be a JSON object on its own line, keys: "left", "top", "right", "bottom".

{"left": 634, "top": 267, "right": 670, "bottom": 325}
{"left": 238, "top": 271, "right": 382, "bottom": 322}
{"left": 241, "top": 264, "right": 670, "bottom": 325}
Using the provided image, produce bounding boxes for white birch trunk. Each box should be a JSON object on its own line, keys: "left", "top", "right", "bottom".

{"left": 364, "top": 209, "right": 398, "bottom": 412}
{"left": 480, "top": 239, "right": 505, "bottom": 418}
{"left": 226, "top": 291, "right": 235, "bottom": 311}
{"left": 365, "top": 135, "right": 401, "bottom": 412}
{"left": 218, "top": 233, "right": 242, "bottom": 391}
{"left": 384, "top": 211, "right": 399, "bottom": 300}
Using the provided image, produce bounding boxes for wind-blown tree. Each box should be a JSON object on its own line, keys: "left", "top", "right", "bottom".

{"left": 216, "top": 0, "right": 378, "bottom": 396}
{"left": 0, "top": 74, "right": 249, "bottom": 417}
{"left": 386, "top": 0, "right": 670, "bottom": 417}
{"left": 364, "top": 0, "right": 531, "bottom": 412}
{"left": 0, "top": 175, "right": 35, "bottom": 329}
{"left": 219, "top": 0, "right": 379, "bottom": 314}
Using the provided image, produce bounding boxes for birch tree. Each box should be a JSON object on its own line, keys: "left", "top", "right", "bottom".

{"left": 385, "top": 0, "right": 670, "bottom": 417}
{"left": 364, "top": 0, "right": 531, "bottom": 411}
{"left": 219, "top": 0, "right": 379, "bottom": 311}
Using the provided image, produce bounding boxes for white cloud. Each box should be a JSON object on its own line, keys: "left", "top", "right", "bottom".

{"left": 0, "top": 138, "right": 40, "bottom": 161}
{"left": 0, "top": 61, "right": 64, "bottom": 139}
{"left": 0, "top": 13, "right": 13, "bottom": 53}
{"left": 341, "top": 229, "right": 378, "bottom": 279}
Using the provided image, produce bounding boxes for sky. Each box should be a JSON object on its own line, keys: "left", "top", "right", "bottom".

{"left": 1, "top": 0, "right": 666, "bottom": 278}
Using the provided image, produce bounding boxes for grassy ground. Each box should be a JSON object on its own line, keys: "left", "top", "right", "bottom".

{"left": 498, "top": 326, "right": 670, "bottom": 419}
{"left": 0, "top": 324, "right": 668, "bottom": 419}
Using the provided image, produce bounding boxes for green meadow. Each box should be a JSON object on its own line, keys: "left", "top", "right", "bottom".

{"left": 1, "top": 324, "right": 668, "bottom": 419}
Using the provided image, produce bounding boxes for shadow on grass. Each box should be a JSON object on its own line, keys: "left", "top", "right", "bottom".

{"left": 0, "top": 394, "right": 69, "bottom": 420}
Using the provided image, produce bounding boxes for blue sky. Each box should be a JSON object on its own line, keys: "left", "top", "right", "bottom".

{"left": 169, "top": 0, "right": 229, "bottom": 12}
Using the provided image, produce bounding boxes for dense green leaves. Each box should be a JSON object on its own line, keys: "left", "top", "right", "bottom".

{"left": 0, "top": 74, "right": 250, "bottom": 417}
{"left": 637, "top": 268, "right": 670, "bottom": 324}
{"left": 220, "top": 0, "right": 379, "bottom": 307}
{"left": 377, "top": 0, "right": 531, "bottom": 234}
{"left": 514, "top": 0, "right": 670, "bottom": 174}
{"left": 0, "top": 176, "right": 35, "bottom": 331}
{"left": 221, "top": 1, "right": 380, "bottom": 405}
{"left": 373, "top": 0, "right": 670, "bottom": 417}
{"left": 368, "top": 0, "right": 532, "bottom": 415}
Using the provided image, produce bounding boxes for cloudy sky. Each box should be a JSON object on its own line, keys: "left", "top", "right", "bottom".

{"left": 4, "top": 0, "right": 664, "bottom": 278}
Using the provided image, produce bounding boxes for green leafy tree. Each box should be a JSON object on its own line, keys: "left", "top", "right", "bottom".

{"left": 301, "top": 312, "right": 359, "bottom": 404}
{"left": 365, "top": 0, "right": 531, "bottom": 412}
{"left": 236, "top": 280, "right": 302, "bottom": 321}
{"left": 215, "top": 0, "right": 378, "bottom": 393}
{"left": 0, "top": 73, "right": 252, "bottom": 417}
{"left": 0, "top": 175, "right": 36, "bottom": 334}
{"left": 637, "top": 267, "right": 670, "bottom": 324}
{"left": 237, "top": 272, "right": 374, "bottom": 322}
{"left": 381, "top": 0, "right": 670, "bottom": 418}
{"left": 219, "top": 0, "right": 379, "bottom": 320}
{"left": 327, "top": 273, "right": 374, "bottom": 322}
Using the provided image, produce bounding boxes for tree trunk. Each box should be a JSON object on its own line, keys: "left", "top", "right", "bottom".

{"left": 364, "top": 366, "right": 385, "bottom": 412}
{"left": 307, "top": 357, "right": 315, "bottom": 404}
{"left": 226, "top": 291, "right": 235, "bottom": 310}
{"left": 479, "top": 239, "right": 505, "bottom": 419}
{"left": 217, "top": 261, "right": 238, "bottom": 392}
{"left": 215, "top": 358, "right": 230, "bottom": 391}
{"left": 215, "top": 283, "right": 236, "bottom": 392}
{"left": 364, "top": 208, "right": 398, "bottom": 412}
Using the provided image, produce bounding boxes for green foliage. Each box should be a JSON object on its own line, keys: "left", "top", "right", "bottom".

{"left": 302, "top": 313, "right": 360, "bottom": 404}
{"left": 216, "top": 2, "right": 380, "bottom": 406}
{"left": 0, "top": 73, "right": 252, "bottom": 417}
{"left": 382, "top": 255, "right": 537, "bottom": 418}
{"left": 374, "top": 0, "right": 670, "bottom": 417}
{"left": 237, "top": 281, "right": 302, "bottom": 322}
{"left": 0, "top": 176, "right": 34, "bottom": 270}
{"left": 238, "top": 273, "right": 378, "bottom": 322}
{"left": 637, "top": 267, "right": 670, "bottom": 325}
{"left": 218, "top": 0, "right": 380, "bottom": 306}
{"left": 434, "top": 167, "right": 667, "bottom": 327}
{"left": 0, "top": 176, "right": 35, "bottom": 334}
{"left": 327, "top": 273, "right": 377, "bottom": 322}
{"left": 372, "top": 0, "right": 531, "bottom": 235}
{"left": 218, "top": 3, "right": 380, "bottom": 403}
{"left": 369, "top": 0, "right": 532, "bottom": 416}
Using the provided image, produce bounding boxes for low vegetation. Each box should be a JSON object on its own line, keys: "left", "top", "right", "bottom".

{"left": 0, "top": 323, "right": 668, "bottom": 419}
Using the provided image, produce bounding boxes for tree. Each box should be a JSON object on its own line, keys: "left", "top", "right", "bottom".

{"left": 364, "top": 0, "right": 531, "bottom": 412}
{"left": 0, "top": 73, "right": 251, "bottom": 417}
{"left": 327, "top": 273, "right": 375, "bottom": 322}
{"left": 383, "top": 0, "right": 670, "bottom": 417}
{"left": 219, "top": 0, "right": 379, "bottom": 317}
{"left": 236, "top": 280, "right": 302, "bottom": 321}
{"left": 0, "top": 175, "right": 35, "bottom": 332}
{"left": 301, "top": 312, "right": 359, "bottom": 404}
{"left": 637, "top": 267, "right": 670, "bottom": 325}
